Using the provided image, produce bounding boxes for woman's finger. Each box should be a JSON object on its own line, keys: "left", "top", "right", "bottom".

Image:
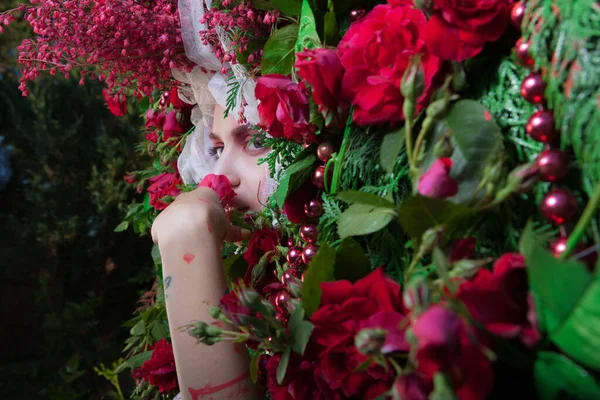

{"left": 223, "top": 224, "right": 251, "bottom": 243}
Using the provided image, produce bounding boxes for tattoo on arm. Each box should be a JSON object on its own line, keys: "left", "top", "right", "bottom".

{"left": 164, "top": 276, "right": 172, "bottom": 290}
{"left": 183, "top": 253, "right": 196, "bottom": 264}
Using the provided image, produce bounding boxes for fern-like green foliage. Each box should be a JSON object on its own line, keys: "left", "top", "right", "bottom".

{"left": 523, "top": 0, "right": 600, "bottom": 199}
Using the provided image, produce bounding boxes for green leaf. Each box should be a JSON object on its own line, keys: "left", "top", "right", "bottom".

{"left": 302, "top": 243, "right": 336, "bottom": 317}
{"left": 249, "top": 350, "right": 262, "bottom": 384}
{"left": 277, "top": 347, "right": 292, "bottom": 385}
{"left": 262, "top": 24, "right": 299, "bottom": 76}
{"left": 323, "top": 8, "right": 338, "bottom": 46}
{"left": 114, "top": 351, "right": 153, "bottom": 374}
{"left": 380, "top": 128, "right": 405, "bottom": 174}
{"left": 520, "top": 223, "right": 600, "bottom": 370}
{"left": 397, "top": 196, "right": 474, "bottom": 242}
{"left": 337, "top": 190, "right": 396, "bottom": 209}
{"left": 334, "top": 237, "right": 371, "bottom": 282}
{"left": 338, "top": 203, "right": 396, "bottom": 239}
{"left": 143, "top": 192, "right": 152, "bottom": 212}
{"left": 251, "top": 0, "right": 276, "bottom": 11}
{"left": 432, "top": 247, "right": 455, "bottom": 293}
{"left": 275, "top": 154, "right": 317, "bottom": 208}
{"left": 114, "top": 221, "right": 129, "bottom": 232}
{"left": 295, "top": 0, "right": 321, "bottom": 52}
{"left": 430, "top": 373, "right": 458, "bottom": 400}
{"left": 150, "top": 322, "right": 168, "bottom": 340}
{"left": 534, "top": 352, "right": 600, "bottom": 400}
{"left": 270, "top": 0, "right": 302, "bottom": 15}
{"left": 130, "top": 319, "right": 146, "bottom": 336}
{"left": 288, "top": 303, "right": 314, "bottom": 355}
{"left": 151, "top": 243, "right": 161, "bottom": 266}
{"left": 138, "top": 96, "right": 150, "bottom": 113}
{"left": 223, "top": 253, "right": 249, "bottom": 289}
{"left": 424, "top": 100, "right": 503, "bottom": 204}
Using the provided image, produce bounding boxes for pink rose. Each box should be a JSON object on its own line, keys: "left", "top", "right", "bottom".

{"left": 418, "top": 157, "right": 458, "bottom": 198}
{"left": 295, "top": 49, "right": 347, "bottom": 125}
{"left": 198, "top": 173, "right": 237, "bottom": 206}
{"left": 145, "top": 109, "right": 165, "bottom": 129}
{"left": 424, "top": 0, "right": 513, "bottom": 61}
{"left": 147, "top": 172, "right": 182, "bottom": 210}
{"left": 162, "top": 109, "right": 191, "bottom": 142}
{"left": 338, "top": 3, "right": 441, "bottom": 126}
{"left": 255, "top": 75, "right": 317, "bottom": 143}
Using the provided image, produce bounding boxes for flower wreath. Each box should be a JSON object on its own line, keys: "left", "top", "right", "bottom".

{"left": 4, "top": 0, "right": 600, "bottom": 398}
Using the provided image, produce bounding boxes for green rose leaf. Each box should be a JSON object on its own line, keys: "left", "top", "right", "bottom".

{"left": 520, "top": 222, "right": 600, "bottom": 369}
{"left": 288, "top": 306, "right": 314, "bottom": 355}
{"left": 302, "top": 243, "right": 336, "bottom": 317}
{"left": 337, "top": 190, "right": 396, "bottom": 209}
{"left": 277, "top": 347, "right": 292, "bottom": 385}
{"left": 223, "top": 253, "right": 249, "bottom": 289}
{"left": 295, "top": 0, "right": 321, "bottom": 52}
{"left": 275, "top": 154, "right": 317, "bottom": 208}
{"left": 114, "top": 221, "right": 129, "bottom": 232}
{"left": 270, "top": 0, "right": 302, "bottom": 15}
{"left": 323, "top": 8, "right": 338, "bottom": 46}
{"left": 137, "top": 96, "right": 150, "bottom": 113}
{"left": 251, "top": 0, "right": 276, "bottom": 11}
{"left": 380, "top": 127, "right": 405, "bottom": 174}
{"left": 249, "top": 350, "right": 262, "bottom": 384}
{"left": 150, "top": 321, "right": 168, "bottom": 340}
{"left": 334, "top": 237, "right": 371, "bottom": 282}
{"left": 130, "top": 319, "right": 146, "bottom": 336}
{"left": 262, "top": 24, "right": 299, "bottom": 76}
{"left": 397, "top": 195, "right": 474, "bottom": 242}
{"left": 338, "top": 203, "right": 396, "bottom": 239}
{"left": 114, "top": 350, "right": 153, "bottom": 374}
{"left": 534, "top": 352, "right": 600, "bottom": 400}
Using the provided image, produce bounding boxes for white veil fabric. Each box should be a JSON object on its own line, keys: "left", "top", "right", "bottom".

{"left": 175, "top": 0, "right": 264, "bottom": 187}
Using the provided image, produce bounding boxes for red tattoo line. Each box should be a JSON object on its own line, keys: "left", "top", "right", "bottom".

{"left": 183, "top": 253, "right": 196, "bottom": 264}
{"left": 207, "top": 221, "right": 213, "bottom": 233}
{"left": 189, "top": 372, "right": 249, "bottom": 399}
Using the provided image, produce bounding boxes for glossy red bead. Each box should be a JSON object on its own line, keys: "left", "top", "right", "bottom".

{"left": 317, "top": 142, "right": 335, "bottom": 163}
{"left": 537, "top": 149, "right": 569, "bottom": 182}
{"left": 312, "top": 165, "right": 326, "bottom": 188}
{"left": 275, "top": 291, "right": 291, "bottom": 311}
{"left": 349, "top": 7, "right": 367, "bottom": 22}
{"left": 520, "top": 73, "right": 546, "bottom": 104}
{"left": 287, "top": 246, "right": 304, "bottom": 266}
{"left": 300, "top": 223, "right": 319, "bottom": 243}
{"left": 304, "top": 198, "right": 323, "bottom": 218}
{"left": 302, "top": 244, "right": 319, "bottom": 265}
{"left": 281, "top": 269, "right": 300, "bottom": 285}
{"left": 526, "top": 110, "right": 558, "bottom": 143}
{"left": 515, "top": 38, "right": 534, "bottom": 67}
{"left": 540, "top": 188, "right": 578, "bottom": 225}
{"left": 511, "top": 2, "right": 525, "bottom": 30}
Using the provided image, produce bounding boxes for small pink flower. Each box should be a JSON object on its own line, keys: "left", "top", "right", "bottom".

{"left": 418, "top": 157, "right": 458, "bottom": 198}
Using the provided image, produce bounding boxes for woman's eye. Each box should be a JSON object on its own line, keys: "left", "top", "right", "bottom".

{"left": 247, "top": 137, "right": 264, "bottom": 151}
{"left": 209, "top": 146, "right": 224, "bottom": 158}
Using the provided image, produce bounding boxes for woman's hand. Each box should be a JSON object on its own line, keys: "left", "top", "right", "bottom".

{"left": 151, "top": 186, "right": 249, "bottom": 246}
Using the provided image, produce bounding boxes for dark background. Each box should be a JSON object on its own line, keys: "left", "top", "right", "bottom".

{"left": 0, "top": 8, "right": 154, "bottom": 399}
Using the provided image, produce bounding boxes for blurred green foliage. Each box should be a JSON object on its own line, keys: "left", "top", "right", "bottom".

{"left": 0, "top": 10, "right": 154, "bottom": 398}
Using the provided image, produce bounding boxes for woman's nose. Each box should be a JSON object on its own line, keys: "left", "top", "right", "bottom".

{"left": 212, "top": 150, "right": 241, "bottom": 187}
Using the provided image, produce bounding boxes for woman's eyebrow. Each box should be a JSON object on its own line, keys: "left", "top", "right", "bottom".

{"left": 231, "top": 124, "right": 251, "bottom": 138}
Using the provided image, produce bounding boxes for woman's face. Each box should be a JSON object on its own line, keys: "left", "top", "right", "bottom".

{"left": 209, "top": 104, "right": 270, "bottom": 212}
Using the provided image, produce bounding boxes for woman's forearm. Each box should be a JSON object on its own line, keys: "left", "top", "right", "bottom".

{"left": 158, "top": 224, "right": 261, "bottom": 400}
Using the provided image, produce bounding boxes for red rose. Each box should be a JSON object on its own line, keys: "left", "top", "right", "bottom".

{"left": 425, "top": 0, "right": 513, "bottom": 61}
{"left": 140, "top": 339, "right": 178, "bottom": 394}
{"left": 295, "top": 49, "right": 348, "bottom": 125}
{"left": 145, "top": 131, "right": 159, "bottom": 143}
{"left": 412, "top": 305, "right": 493, "bottom": 400}
{"left": 338, "top": 4, "right": 441, "bottom": 126}
{"left": 162, "top": 109, "right": 191, "bottom": 142}
{"left": 147, "top": 172, "right": 182, "bottom": 210}
{"left": 392, "top": 374, "right": 431, "bottom": 400}
{"left": 449, "top": 237, "right": 476, "bottom": 262}
{"left": 283, "top": 183, "right": 318, "bottom": 224}
{"left": 219, "top": 290, "right": 252, "bottom": 324}
{"left": 255, "top": 75, "right": 317, "bottom": 143}
{"left": 198, "top": 174, "right": 237, "bottom": 207}
{"left": 102, "top": 88, "right": 127, "bottom": 117}
{"left": 417, "top": 157, "right": 458, "bottom": 198}
{"left": 168, "top": 87, "right": 194, "bottom": 110}
{"left": 310, "top": 268, "right": 406, "bottom": 399}
{"left": 457, "top": 253, "right": 540, "bottom": 347}
{"left": 244, "top": 227, "right": 280, "bottom": 267}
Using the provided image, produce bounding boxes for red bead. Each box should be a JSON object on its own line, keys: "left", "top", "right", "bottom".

{"left": 549, "top": 237, "right": 597, "bottom": 269}
{"left": 511, "top": 2, "right": 525, "bottom": 30}
{"left": 300, "top": 223, "right": 319, "bottom": 243}
{"left": 515, "top": 38, "right": 534, "bottom": 67}
{"left": 287, "top": 237, "right": 296, "bottom": 247}
{"left": 159, "top": 91, "right": 170, "bottom": 108}
{"left": 520, "top": 73, "right": 546, "bottom": 104}
{"left": 526, "top": 110, "right": 558, "bottom": 143}
{"left": 302, "top": 244, "right": 319, "bottom": 265}
{"left": 281, "top": 269, "right": 300, "bottom": 285}
{"left": 349, "top": 7, "right": 367, "bottom": 22}
{"left": 540, "top": 188, "right": 578, "bottom": 225}
{"left": 275, "top": 291, "right": 291, "bottom": 311}
{"left": 287, "top": 246, "right": 304, "bottom": 266}
{"left": 317, "top": 142, "right": 335, "bottom": 163}
{"left": 312, "top": 165, "right": 326, "bottom": 188}
{"left": 537, "top": 149, "right": 569, "bottom": 182}
{"left": 304, "top": 198, "right": 323, "bottom": 218}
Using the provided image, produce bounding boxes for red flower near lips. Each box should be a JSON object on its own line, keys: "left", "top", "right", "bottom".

{"left": 255, "top": 75, "right": 317, "bottom": 143}
{"left": 102, "top": 88, "right": 127, "bottom": 117}
{"left": 198, "top": 174, "right": 237, "bottom": 207}
{"left": 147, "top": 172, "right": 182, "bottom": 210}
{"left": 424, "top": 0, "right": 513, "bottom": 61}
{"left": 338, "top": 3, "right": 441, "bottom": 126}
{"left": 139, "top": 339, "right": 178, "bottom": 394}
